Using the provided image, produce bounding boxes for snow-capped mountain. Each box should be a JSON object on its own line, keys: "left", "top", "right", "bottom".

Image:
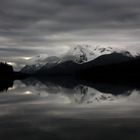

{"left": 61, "top": 45, "right": 114, "bottom": 63}
{"left": 20, "top": 45, "right": 134, "bottom": 74}
{"left": 28, "top": 45, "right": 133, "bottom": 65}
{"left": 21, "top": 54, "right": 61, "bottom": 74}
{"left": 21, "top": 64, "right": 42, "bottom": 74}
{"left": 27, "top": 54, "right": 48, "bottom": 65}
{"left": 25, "top": 45, "right": 118, "bottom": 65}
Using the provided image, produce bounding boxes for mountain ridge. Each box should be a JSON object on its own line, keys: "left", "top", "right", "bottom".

{"left": 21, "top": 45, "right": 134, "bottom": 74}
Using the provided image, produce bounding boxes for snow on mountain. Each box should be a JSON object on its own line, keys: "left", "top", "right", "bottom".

{"left": 21, "top": 64, "right": 42, "bottom": 74}
{"left": 21, "top": 54, "right": 61, "bottom": 74}
{"left": 28, "top": 54, "right": 48, "bottom": 65}
{"left": 61, "top": 45, "right": 114, "bottom": 63}
{"left": 26, "top": 45, "right": 117, "bottom": 66}
{"left": 20, "top": 54, "right": 48, "bottom": 74}
{"left": 20, "top": 45, "right": 134, "bottom": 74}
{"left": 27, "top": 45, "right": 133, "bottom": 65}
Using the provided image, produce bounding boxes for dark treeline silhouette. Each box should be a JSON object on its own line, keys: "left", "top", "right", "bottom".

{"left": 0, "top": 62, "right": 29, "bottom": 79}
{"left": 0, "top": 62, "right": 13, "bottom": 78}
{"left": 0, "top": 62, "right": 15, "bottom": 92}
{"left": 0, "top": 79, "right": 14, "bottom": 92}
{"left": 0, "top": 62, "right": 28, "bottom": 92}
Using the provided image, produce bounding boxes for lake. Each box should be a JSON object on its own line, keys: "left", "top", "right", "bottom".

{"left": 0, "top": 77, "right": 140, "bottom": 140}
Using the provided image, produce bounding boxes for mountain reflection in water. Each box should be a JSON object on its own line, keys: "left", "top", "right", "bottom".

{"left": 0, "top": 77, "right": 140, "bottom": 140}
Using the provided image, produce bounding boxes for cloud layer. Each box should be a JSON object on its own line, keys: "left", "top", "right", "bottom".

{"left": 0, "top": 0, "right": 140, "bottom": 58}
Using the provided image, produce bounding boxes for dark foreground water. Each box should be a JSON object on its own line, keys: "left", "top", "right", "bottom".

{"left": 0, "top": 78, "right": 140, "bottom": 140}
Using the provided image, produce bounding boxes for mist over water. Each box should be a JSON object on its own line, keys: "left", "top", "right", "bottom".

{"left": 0, "top": 78, "right": 140, "bottom": 140}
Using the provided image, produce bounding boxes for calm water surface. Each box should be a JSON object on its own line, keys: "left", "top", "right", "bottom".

{"left": 0, "top": 78, "right": 140, "bottom": 140}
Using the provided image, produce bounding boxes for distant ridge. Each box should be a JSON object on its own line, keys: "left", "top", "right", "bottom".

{"left": 21, "top": 45, "right": 134, "bottom": 75}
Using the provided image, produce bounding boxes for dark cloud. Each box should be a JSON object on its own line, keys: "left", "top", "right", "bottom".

{"left": 0, "top": 0, "right": 140, "bottom": 58}
{"left": 0, "top": 47, "right": 38, "bottom": 58}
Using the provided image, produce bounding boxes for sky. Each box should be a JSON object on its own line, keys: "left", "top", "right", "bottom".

{"left": 0, "top": 0, "right": 140, "bottom": 63}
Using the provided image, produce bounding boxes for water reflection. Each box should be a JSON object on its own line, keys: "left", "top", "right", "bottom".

{"left": 0, "top": 77, "right": 139, "bottom": 105}
{"left": 0, "top": 79, "right": 13, "bottom": 92}
{"left": 0, "top": 77, "right": 140, "bottom": 140}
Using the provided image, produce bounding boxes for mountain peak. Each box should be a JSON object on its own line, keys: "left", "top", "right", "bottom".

{"left": 64, "top": 45, "right": 114, "bottom": 63}
{"left": 94, "top": 46, "right": 113, "bottom": 53}
{"left": 27, "top": 54, "right": 48, "bottom": 65}
{"left": 21, "top": 44, "right": 134, "bottom": 74}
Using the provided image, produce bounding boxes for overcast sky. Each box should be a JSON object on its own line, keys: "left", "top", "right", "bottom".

{"left": 0, "top": 0, "right": 140, "bottom": 60}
